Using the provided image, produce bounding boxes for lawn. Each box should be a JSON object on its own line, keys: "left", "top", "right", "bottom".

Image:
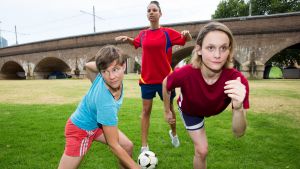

{"left": 0, "top": 75, "right": 299, "bottom": 169}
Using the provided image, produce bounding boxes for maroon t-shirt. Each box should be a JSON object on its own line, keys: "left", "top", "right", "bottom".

{"left": 167, "top": 64, "right": 250, "bottom": 117}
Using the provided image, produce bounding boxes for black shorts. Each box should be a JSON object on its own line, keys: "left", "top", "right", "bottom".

{"left": 178, "top": 107, "right": 204, "bottom": 130}
{"left": 140, "top": 84, "right": 176, "bottom": 100}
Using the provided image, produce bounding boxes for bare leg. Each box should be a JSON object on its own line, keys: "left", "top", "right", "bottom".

{"left": 169, "top": 101, "right": 177, "bottom": 136}
{"left": 58, "top": 154, "right": 83, "bottom": 169}
{"left": 188, "top": 128, "right": 208, "bottom": 169}
{"left": 95, "top": 130, "right": 134, "bottom": 169}
{"left": 118, "top": 130, "right": 134, "bottom": 169}
{"left": 141, "top": 99, "right": 153, "bottom": 147}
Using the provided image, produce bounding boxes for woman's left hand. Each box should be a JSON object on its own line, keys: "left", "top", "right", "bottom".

{"left": 224, "top": 77, "right": 246, "bottom": 110}
{"left": 181, "top": 30, "right": 192, "bottom": 41}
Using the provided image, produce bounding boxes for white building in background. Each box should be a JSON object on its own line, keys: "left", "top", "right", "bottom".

{"left": 0, "top": 36, "right": 8, "bottom": 48}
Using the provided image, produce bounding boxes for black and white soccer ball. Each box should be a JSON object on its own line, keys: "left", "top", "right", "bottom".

{"left": 137, "top": 150, "right": 158, "bottom": 169}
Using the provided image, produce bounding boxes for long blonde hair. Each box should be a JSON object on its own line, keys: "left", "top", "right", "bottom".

{"left": 191, "top": 22, "right": 235, "bottom": 69}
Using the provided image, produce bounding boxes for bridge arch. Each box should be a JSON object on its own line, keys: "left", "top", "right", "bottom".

{"left": 172, "top": 46, "right": 194, "bottom": 67}
{"left": 1, "top": 12, "right": 300, "bottom": 79}
{"left": 34, "top": 57, "right": 71, "bottom": 79}
{"left": 264, "top": 42, "right": 300, "bottom": 78}
{"left": 264, "top": 36, "right": 300, "bottom": 64}
{"left": 0, "top": 61, "right": 26, "bottom": 79}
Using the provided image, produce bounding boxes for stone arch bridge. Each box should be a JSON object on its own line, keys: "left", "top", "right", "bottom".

{"left": 0, "top": 12, "right": 300, "bottom": 79}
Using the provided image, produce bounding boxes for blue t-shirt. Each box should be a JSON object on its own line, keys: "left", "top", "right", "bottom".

{"left": 70, "top": 74, "right": 123, "bottom": 130}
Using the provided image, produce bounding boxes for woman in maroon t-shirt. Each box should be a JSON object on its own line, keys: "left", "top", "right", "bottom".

{"left": 163, "top": 22, "right": 249, "bottom": 169}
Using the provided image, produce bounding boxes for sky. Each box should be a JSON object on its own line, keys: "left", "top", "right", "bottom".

{"left": 0, "top": 0, "right": 221, "bottom": 46}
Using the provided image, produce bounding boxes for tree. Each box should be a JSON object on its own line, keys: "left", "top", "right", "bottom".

{"left": 212, "top": 0, "right": 248, "bottom": 18}
{"left": 212, "top": 0, "right": 300, "bottom": 67}
{"left": 212, "top": 0, "right": 300, "bottom": 18}
{"left": 251, "top": 0, "right": 300, "bottom": 15}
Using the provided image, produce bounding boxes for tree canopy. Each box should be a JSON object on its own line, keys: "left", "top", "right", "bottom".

{"left": 212, "top": 0, "right": 300, "bottom": 67}
{"left": 212, "top": 0, "right": 300, "bottom": 18}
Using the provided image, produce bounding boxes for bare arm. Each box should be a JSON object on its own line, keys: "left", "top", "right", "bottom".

{"left": 162, "top": 77, "right": 176, "bottom": 124}
{"left": 115, "top": 36, "right": 135, "bottom": 46}
{"left": 181, "top": 30, "right": 192, "bottom": 42}
{"left": 232, "top": 107, "right": 247, "bottom": 137}
{"left": 224, "top": 77, "right": 247, "bottom": 137}
{"left": 85, "top": 61, "right": 98, "bottom": 83}
{"left": 102, "top": 126, "right": 140, "bottom": 169}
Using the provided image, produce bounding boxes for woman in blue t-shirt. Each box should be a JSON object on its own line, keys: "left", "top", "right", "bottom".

{"left": 58, "top": 45, "right": 140, "bottom": 169}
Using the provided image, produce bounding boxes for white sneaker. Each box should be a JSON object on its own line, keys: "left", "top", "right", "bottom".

{"left": 169, "top": 130, "right": 180, "bottom": 147}
{"left": 140, "top": 145, "right": 149, "bottom": 153}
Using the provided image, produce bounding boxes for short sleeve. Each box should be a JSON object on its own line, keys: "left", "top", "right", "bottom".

{"left": 166, "top": 28, "right": 186, "bottom": 46}
{"left": 166, "top": 67, "right": 186, "bottom": 91}
{"left": 133, "top": 31, "right": 144, "bottom": 49}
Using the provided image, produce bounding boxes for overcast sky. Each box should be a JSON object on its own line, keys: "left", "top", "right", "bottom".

{"left": 0, "top": 0, "right": 221, "bottom": 46}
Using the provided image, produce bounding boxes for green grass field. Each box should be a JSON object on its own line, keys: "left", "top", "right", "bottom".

{"left": 268, "top": 66, "right": 283, "bottom": 79}
{"left": 0, "top": 75, "right": 299, "bottom": 169}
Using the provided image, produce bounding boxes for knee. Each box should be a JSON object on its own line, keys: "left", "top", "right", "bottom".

{"left": 233, "top": 126, "right": 246, "bottom": 138}
{"left": 194, "top": 145, "right": 208, "bottom": 160}
{"left": 142, "top": 101, "right": 152, "bottom": 116}
{"left": 233, "top": 130, "right": 246, "bottom": 138}
{"left": 142, "top": 108, "right": 151, "bottom": 117}
{"left": 122, "top": 140, "right": 134, "bottom": 153}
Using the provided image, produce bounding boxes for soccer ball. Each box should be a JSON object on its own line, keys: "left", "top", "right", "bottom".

{"left": 137, "top": 150, "right": 158, "bottom": 169}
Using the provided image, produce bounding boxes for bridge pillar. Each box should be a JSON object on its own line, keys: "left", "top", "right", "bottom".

{"left": 26, "top": 62, "right": 35, "bottom": 80}
{"left": 255, "top": 62, "right": 265, "bottom": 79}
{"left": 240, "top": 61, "right": 264, "bottom": 79}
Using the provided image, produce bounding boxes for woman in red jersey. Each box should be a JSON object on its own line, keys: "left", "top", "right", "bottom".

{"left": 162, "top": 22, "right": 249, "bottom": 169}
{"left": 115, "top": 1, "right": 192, "bottom": 153}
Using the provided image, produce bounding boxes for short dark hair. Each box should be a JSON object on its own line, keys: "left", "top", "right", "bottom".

{"left": 95, "top": 45, "right": 127, "bottom": 71}
{"left": 149, "top": 1, "right": 161, "bottom": 13}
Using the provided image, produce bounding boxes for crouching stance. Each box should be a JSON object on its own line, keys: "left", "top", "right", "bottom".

{"left": 162, "top": 22, "right": 250, "bottom": 169}
{"left": 58, "top": 45, "right": 140, "bottom": 169}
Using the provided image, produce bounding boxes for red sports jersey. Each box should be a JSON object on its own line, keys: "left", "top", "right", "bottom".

{"left": 166, "top": 64, "right": 250, "bottom": 117}
{"left": 133, "top": 27, "right": 186, "bottom": 84}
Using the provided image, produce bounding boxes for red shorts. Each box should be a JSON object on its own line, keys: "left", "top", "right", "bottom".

{"left": 64, "top": 119, "right": 103, "bottom": 157}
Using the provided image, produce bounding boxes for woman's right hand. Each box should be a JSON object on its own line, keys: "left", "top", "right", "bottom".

{"left": 115, "top": 36, "right": 134, "bottom": 46}
{"left": 181, "top": 30, "right": 192, "bottom": 41}
{"left": 115, "top": 36, "right": 129, "bottom": 42}
{"left": 164, "top": 110, "right": 176, "bottom": 125}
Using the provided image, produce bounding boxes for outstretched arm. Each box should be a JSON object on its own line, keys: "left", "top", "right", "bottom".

{"left": 85, "top": 61, "right": 98, "bottom": 83}
{"left": 162, "top": 77, "right": 176, "bottom": 125}
{"left": 102, "top": 126, "right": 140, "bottom": 169}
{"left": 224, "top": 77, "right": 247, "bottom": 137}
{"left": 115, "top": 36, "right": 134, "bottom": 46}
